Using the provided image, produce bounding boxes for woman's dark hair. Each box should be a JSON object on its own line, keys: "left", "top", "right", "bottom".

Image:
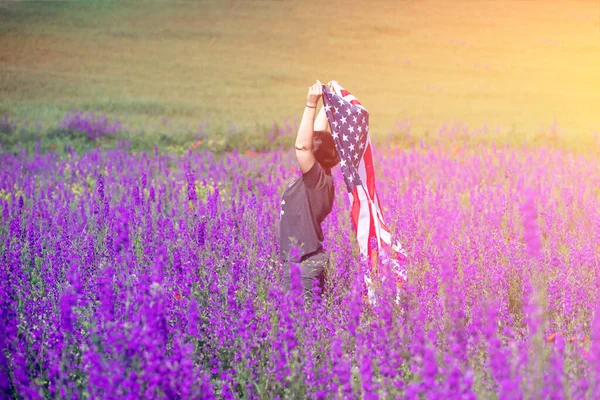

{"left": 312, "top": 130, "right": 340, "bottom": 174}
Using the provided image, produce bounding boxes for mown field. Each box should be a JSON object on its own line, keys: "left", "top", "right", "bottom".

{"left": 2, "top": 1, "right": 600, "bottom": 399}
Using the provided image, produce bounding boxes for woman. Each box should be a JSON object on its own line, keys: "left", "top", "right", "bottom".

{"left": 280, "top": 80, "right": 340, "bottom": 303}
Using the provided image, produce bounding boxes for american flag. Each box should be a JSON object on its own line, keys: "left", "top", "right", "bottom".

{"left": 322, "top": 81, "right": 408, "bottom": 289}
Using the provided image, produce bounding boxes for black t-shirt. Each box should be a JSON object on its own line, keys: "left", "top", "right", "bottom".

{"left": 279, "top": 161, "right": 334, "bottom": 262}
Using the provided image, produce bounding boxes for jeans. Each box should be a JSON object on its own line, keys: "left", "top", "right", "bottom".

{"left": 282, "top": 250, "right": 328, "bottom": 303}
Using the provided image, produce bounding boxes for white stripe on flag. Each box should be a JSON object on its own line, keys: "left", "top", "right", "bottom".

{"left": 354, "top": 186, "right": 371, "bottom": 257}
{"left": 371, "top": 200, "right": 383, "bottom": 250}
{"left": 372, "top": 192, "right": 387, "bottom": 227}
{"left": 357, "top": 148, "right": 367, "bottom": 190}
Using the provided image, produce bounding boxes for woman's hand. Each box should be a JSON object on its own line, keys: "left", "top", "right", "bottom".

{"left": 306, "top": 80, "right": 323, "bottom": 107}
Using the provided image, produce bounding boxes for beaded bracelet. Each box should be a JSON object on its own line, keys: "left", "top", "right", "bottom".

{"left": 305, "top": 104, "right": 317, "bottom": 109}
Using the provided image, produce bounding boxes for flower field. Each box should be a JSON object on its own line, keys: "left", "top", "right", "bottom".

{"left": 2, "top": 131, "right": 600, "bottom": 399}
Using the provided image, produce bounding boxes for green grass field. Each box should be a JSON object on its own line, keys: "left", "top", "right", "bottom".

{"left": 1, "top": 0, "right": 599, "bottom": 148}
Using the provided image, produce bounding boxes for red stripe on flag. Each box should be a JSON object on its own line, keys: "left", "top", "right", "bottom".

{"left": 351, "top": 186, "right": 360, "bottom": 235}
{"left": 375, "top": 192, "right": 384, "bottom": 216}
{"left": 367, "top": 192, "right": 377, "bottom": 262}
{"left": 350, "top": 99, "right": 361, "bottom": 106}
{"left": 363, "top": 142, "right": 376, "bottom": 200}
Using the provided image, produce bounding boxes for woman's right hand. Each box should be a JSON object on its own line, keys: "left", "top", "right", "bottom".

{"left": 306, "top": 80, "right": 323, "bottom": 107}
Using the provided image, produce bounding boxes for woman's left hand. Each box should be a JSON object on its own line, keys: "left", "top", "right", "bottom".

{"left": 306, "top": 80, "right": 323, "bottom": 107}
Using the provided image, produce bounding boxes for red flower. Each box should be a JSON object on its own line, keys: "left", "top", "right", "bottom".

{"left": 545, "top": 333, "right": 560, "bottom": 343}
{"left": 175, "top": 293, "right": 181, "bottom": 300}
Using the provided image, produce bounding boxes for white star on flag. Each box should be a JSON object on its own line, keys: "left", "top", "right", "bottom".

{"left": 340, "top": 116, "right": 347, "bottom": 125}
{"left": 348, "top": 125, "right": 355, "bottom": 133}
{"left": 342, "top": 134, "right": 348, "bottom": 141}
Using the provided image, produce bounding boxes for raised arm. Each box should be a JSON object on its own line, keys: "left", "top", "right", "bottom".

{"left": 313, "top": 104, "right": 330, "bottom": 132}
{"left": 295, "top": 80, "right": 323, "bottom": 173}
